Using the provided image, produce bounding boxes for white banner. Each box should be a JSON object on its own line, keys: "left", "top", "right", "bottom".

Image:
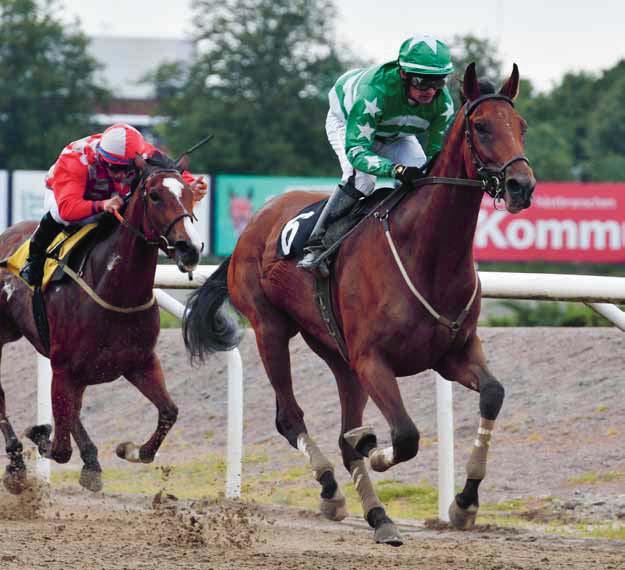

{"left": 11, "top": 170, "right": 47, "bottom": 224}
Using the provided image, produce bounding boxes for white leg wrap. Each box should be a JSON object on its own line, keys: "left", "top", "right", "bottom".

{"left": 350, "top": 459, "right": 383, "bottom": 518}
{"left": 466, "top": 420, "right": 494, "bottom": 480}
{"left": 297, "top": 433, "right": 333, "bottom": 480}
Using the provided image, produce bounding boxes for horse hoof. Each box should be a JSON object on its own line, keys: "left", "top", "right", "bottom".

{"left": 79, "top": 468, "right": 103, "bottom": 493}
{"left": 374, "top": 521, "right": 404, "bottom": 547}
{"left": 448, "top": 499, "right": 478, "bottom": 530}
{"left": 116, "top": 442, "right": 151, "bottom": 463}
{"left": 25, "top": 424, "right": 52, "bottom": 451}
{"left": 343, "top": 426, "right": 377, "bottom": 454}
{"left": 3, "top": 468, "right": 27, "bottom": 495}
{"left": 320, "top": 492, "right": 348, "bottom": 522}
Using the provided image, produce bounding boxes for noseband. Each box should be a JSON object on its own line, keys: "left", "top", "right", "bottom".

{"left": 464, "top": 94, "right": 530, "bottom": 199}
{"left": 115, "top": 168, "right": 196, "bottom": 254}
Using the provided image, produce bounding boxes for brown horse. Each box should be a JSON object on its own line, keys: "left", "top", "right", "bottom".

{"left": 0, "top": 153, "right": 202, "bottom": 494}
{"left": 183, "top": 63, "right": 535, "bottom": 545}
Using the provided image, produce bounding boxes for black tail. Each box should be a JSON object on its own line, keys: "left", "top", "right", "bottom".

{"left": 183, "top": 256, "right": 242, "bottom": 363}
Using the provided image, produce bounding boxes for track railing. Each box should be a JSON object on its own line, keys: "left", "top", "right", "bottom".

{"left": 36, "top": 266, "right": 625, "bottom": 521}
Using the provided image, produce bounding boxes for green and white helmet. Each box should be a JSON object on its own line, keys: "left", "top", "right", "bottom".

{"left": 398, "top": 35, "right": 453, "bottom": 76}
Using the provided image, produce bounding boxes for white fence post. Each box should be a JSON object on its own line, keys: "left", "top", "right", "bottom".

{"left": 435, "top": 373, "right": 454, "bottom": 522}
{"left": 226, "top": 349, "right": 243, "bottom": 499}
{"left": 36, "top": 355, "right": 52, "bottom": 482}
{"left": 153, "top": 287, "right": 243, "bottom": 499}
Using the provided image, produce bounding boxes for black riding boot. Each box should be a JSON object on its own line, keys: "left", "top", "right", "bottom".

{"left": 19, "top": 212, "right": 64, "bottom": 287}
{"left": 297, "top": 181, "right": 361, "bottom": 271}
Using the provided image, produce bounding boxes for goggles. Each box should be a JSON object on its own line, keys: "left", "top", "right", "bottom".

{"left": 104, "top": 162, "right": 135, "bottom": 174}
{"left": 406, "top": 74, "right": 447, "bottom": 90}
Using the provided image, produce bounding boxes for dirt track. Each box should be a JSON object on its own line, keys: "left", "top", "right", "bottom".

{"left": 1, "top": 327, "right": 625, "bottom": 568}
{"left": 1, "top": 486, "right": 624, "bottom": 570}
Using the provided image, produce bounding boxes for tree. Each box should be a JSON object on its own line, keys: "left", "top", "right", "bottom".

{"left": 153, "top": 0, "right": 353, "bottom": 175}
{"left": 0, "top": 0, "right": 108, "bottom": 170}
{"left": 450, "top": 35, "right": 502, "bottom": 83}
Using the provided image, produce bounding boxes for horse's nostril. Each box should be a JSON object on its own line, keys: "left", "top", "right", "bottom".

{"left": 506, "top": 178, "right": 522, "bottom": 195}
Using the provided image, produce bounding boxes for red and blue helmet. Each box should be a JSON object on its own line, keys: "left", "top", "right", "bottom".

{"left": 97, "top": 123, "right": 146, "bottom": 166}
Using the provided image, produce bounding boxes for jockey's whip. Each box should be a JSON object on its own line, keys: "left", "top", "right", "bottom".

{"left": 176, "top": 134, "right": 214, "bottom": 161}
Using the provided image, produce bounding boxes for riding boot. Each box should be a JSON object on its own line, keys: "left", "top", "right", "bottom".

{"left": 297, "top": 181, "right": 361, "bottom": 271}
{"left": 19, "top": 212, "right": 64, "bottom": 287}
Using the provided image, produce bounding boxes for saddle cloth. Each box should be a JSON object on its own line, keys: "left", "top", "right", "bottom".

{"left": 3, "top": 224, "right": 99, "bottom": 291}
{"left": 276, "top": 187, "right": 396, "bottom": 260}
{"left": 276, "top": 200, "right": 327, "bottom": 258}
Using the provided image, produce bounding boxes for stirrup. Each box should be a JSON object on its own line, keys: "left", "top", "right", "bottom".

{"left": 19, "top": 259, "right": 45, "bottom": 287}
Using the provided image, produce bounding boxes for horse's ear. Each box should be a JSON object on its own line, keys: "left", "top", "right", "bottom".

{"left": 499, "top": 63, "right": 520, "bottom": 100}
{"left": 134, "top": 155, "right": 147, "bottom": 171}
{"left": 462, "top": 62, "right": 481, "bottom": 101}
{"left": 176, "top": 154, "right": 190, "bottom": 173}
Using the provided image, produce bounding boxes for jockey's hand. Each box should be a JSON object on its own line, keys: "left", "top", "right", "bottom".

{"left": 392, "top": 164, "right": 426, "bottom": 184}
{"left": 190, "top": 177, "right": 208, "bottom": 203}
{"left": 103, "top": 195, "right": 124, "bottom": 213}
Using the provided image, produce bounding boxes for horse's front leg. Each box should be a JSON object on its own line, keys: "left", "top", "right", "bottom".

{"left": 117, "top": 354, "right": 178, "bottom": 463}
{"left": 436, "top": 334, "right": 505, "bottom": 530}
{"left": 26, "top": 368, "right": 75, "bottom": 464}
{"left": 68, "top": 387, "right": 103, "bottom": 492}
{"left": 344, "top": 353, "right": 419, "bottom": 473}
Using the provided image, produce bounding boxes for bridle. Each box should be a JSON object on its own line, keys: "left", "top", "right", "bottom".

{"left": 463, "top": 93, "right": 530, "bottom": 200}
{"left": 113, "top": 168, "right": 196, "bottom": 255}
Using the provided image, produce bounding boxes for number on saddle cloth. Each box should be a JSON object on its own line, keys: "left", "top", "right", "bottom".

{"left": 277, "top": 200, "right": 327, "bottom": 259}
{"left": 276, "top": 187, "right": 398, "bottom": 260}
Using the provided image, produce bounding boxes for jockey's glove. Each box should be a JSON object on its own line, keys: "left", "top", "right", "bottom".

{"left": 392, "top": 164, "right": 426, "bottom": 184}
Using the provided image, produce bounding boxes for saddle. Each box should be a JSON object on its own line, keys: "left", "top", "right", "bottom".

{"left": 2, "top": 223, "right": 101, "bottom": 292}
{"left": 277, "top": 186, "right": 396, "bottom": 261}
{"left": 277, "top": 186, "right": 402, "bottom": 363}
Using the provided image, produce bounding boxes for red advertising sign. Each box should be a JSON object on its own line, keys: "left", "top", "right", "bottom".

{"left": 475, "top": 182, "right": 625, "bottom": 262}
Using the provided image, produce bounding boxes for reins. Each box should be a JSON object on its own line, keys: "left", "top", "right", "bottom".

{"left": 65, "top": 166, "right": 194, "bottom": 314}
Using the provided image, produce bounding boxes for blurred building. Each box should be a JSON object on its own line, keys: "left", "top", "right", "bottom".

{"left": 87, "top": 36, "right": 195, "bottom": 145}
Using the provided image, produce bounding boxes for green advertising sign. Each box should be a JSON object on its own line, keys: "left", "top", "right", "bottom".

{"left": 212, "top": 174, "right": 337, "bottom": 256}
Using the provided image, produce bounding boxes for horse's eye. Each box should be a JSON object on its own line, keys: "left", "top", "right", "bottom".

{"left": 474, "top": 122, "right": 489, "bottom": 135}
{"left": 149, "top": 191, "right": 161, "bottom": 203}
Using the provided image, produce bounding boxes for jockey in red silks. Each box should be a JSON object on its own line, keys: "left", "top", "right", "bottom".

{"left": 20, "top": 123, "right": 208, "bottom": 287}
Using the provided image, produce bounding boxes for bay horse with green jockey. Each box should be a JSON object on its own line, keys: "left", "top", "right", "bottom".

{"left": 0, "top": 153, "right": 202, "bottom": 494}
{"left": 183, "top": 63, "right": 535, "bottom": 545}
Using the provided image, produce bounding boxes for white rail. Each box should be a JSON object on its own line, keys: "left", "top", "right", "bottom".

{"left": 36, "top": 266, "right": 625, "bottom": 522}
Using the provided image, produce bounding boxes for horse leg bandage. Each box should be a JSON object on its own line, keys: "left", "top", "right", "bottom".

{"left": 368, "top": 446, "right": 395, "bottom": 472}
{"left": 297, "top": 433, "right": 334, "bottom": 480}
{"left": 350, "top": 459, "right": 383, "bottom": 517}
{"left": 466, "top": 419, "right": 494, "bottom": 480}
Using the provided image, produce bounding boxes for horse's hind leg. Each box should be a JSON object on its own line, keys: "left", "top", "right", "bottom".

{"left": 252, "top": 313, "right": 346, "bottom": 520}
{"left": 301, "top": 333, "right": 403, "bottom": 546}
{"left": 436, "top": 335, "right": 505, "bottom": 530}
{"left": 0, "top": 347, "right": 27, "bottom": 494}
{"left": 117, "top": 353, "right": 178, "bottom": 463}
{"left": 70, "top": 387, "right": 102, "bottom": 492}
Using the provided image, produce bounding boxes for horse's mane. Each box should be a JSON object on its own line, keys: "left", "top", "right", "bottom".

{"left": 130, "top": 150, "right": 182, "bottom": 193}
{"left": 145, "top": 150, "right": 180, "bottom": 172}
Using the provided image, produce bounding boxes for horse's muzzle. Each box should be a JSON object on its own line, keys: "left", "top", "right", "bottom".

{"left": 174, "top": 241, "right": 200, "bottom": 272}
{"left": 505, "top": 173, "right": 536, "bottom": 211}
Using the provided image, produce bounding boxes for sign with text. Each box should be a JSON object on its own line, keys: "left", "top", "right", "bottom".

{"left": 476, "top": 182, "right": 625, "bottom": 262}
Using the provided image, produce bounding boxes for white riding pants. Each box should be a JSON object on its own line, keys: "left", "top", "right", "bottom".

{"left": 325, "top": 109, "right": 426, "bottom": 196}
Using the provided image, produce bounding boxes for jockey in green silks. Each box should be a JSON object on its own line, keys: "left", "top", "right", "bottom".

{"left": 298, "top": 34, "right": 455, "bottom": 271}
